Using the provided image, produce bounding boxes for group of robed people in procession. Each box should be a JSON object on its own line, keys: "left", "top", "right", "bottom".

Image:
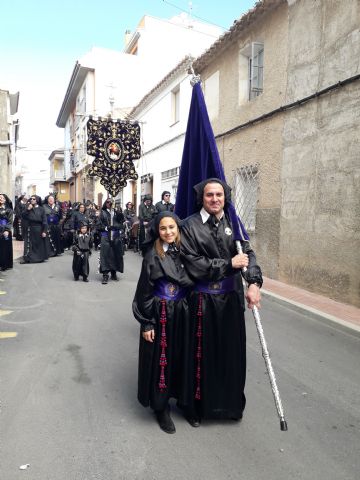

{"left": 1, "top": 180, "right": 263, "bottom": 434}
{"left": 0, "top": 191, "right": 171, "bottom": 282}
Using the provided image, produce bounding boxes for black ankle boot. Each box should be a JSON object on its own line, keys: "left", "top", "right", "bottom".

{"left": 111, "top": 272, "right": 119, "bottom": 281}
{"left": 155, "top": 408, "right": 176, "bottom": 434}
{"left": 102, "top": 274, "right": 109, "bottom": 285}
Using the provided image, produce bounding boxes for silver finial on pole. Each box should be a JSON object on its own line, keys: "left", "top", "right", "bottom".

{"left": 189, "top": 63, "right": 201, "bottom": 86}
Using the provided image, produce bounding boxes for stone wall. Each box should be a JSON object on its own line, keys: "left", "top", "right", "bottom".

{"left": 280, "top": 0, "right": 360, "bottom": 306}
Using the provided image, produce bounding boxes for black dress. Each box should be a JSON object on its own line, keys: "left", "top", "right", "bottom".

{"left": 0, "top": 206, "right": 13, "bottom": 270}
{"left": 43, "top": 203, "right": 64, "bottom": 257}
{"left": 132, "top": 245, "right": 193, "bottom": 411}
{"left": 72, "top": 233, "right": 92, "bottom": 279}
{"left": 22, "top": 206, "right": 49, "bottom": 263}
{"left": 180, "top": 212, "right": 263, "bottom": 420}
{"left": 97, "top": 208, "right": 124, "bottom": 274}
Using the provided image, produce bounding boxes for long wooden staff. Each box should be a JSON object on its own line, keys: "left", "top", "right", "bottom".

{"left": 236, "top": 240, "right": 288, "bottom": 431}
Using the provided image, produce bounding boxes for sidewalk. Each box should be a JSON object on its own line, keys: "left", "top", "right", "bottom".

{"left": 10, "top": 239, "right": 360, "bottom": 333}
{"left": 262, "top": 276, "right": 360, "bottom": 334}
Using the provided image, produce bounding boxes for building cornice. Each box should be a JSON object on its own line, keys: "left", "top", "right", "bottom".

{"left": 193, "top": 0, "right": 286, "bottom": 73}
{"left": 56, "top": 62, "right": 94, "bottom": 128}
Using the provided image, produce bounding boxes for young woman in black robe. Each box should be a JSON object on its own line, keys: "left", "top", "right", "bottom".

{"left": 97, "top": 199, "right": 125, "bottom": 284}
{"left": 43, "top": 195, "right": 64, "bottom": 257}
{"left": 0, "top": 194, "right": 14, "bottom": 271}
{"left": 132, "top": 212, "right": 193, "bottom": 434}
{"left": 20, "top": 195, "right": 49, "bottom": 264}
{"left": 72, "top": 223, "right": 92, "bottom": 282}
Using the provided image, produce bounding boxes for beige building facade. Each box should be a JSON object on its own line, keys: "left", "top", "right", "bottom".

{"left": 0, "top": 89, "right": 19, "bottom": 200}
{"left": 193, "top": 0, "right": 360, "bottom": 307}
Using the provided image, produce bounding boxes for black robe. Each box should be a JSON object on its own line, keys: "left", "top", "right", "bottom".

{"left": 180, "top": 212, "right": 263, "bottom": 420}
{"left": 132, "top": 245, "right": 193, "bottom": 411}
{"left": 43, "top": 203, "right": 64, "bottom": 257}
{"left": 72, "top": 233, "right": 92, "bottom": 278}
{"left": 0, "top": 206, "right": 13, "bottom": 270}
{"left": 22, "top": 206, "right": 49, "bottom": 263}
{"left": 97, "top": 209, "right": 124, "bottom": 273}
{"left": 13, "top": 200, "right": 26, "bottom": 240}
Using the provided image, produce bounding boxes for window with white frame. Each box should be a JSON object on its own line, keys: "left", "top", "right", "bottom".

{"left": 232, "top": 164, "right": 259, "bottom": 231}
{"left": 249, "top": 42, "right": 264, "bottom": 100}
{"left": 170, "top": 85, "right": 180, "bottom": 125}
{"left": 203, "top": 71, "right": 219, "bottom": 120}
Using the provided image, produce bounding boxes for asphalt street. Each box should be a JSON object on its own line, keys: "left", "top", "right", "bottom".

{"left": 0, "top": 249, "right": 359, "bottom": 480}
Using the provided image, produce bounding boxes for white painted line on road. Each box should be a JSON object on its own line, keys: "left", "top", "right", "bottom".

{"left": 0, "top": 332, "right": 17, "bottom": 339}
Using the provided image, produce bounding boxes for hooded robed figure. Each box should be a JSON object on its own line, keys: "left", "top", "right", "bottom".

{"left": 180, "top": 178, "right": 263, "bottom": 423}
{"left": 132, "top": 211, "right": 194, "bottom": 434}
{"left": 21, "top": 195, "right": 49, "bottom": 264}
{"left": 0, "top": 193, "right": 14, "bottom": 271}
{"left": 43, "top": 195, "right": 64, "bottom": 257}
{"left": 97, "top": 199, "right": 125, "bottom": 284}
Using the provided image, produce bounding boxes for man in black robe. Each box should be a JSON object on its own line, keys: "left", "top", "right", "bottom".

{"left": 20, "top": 195, "right": 48, "bottom": 264}
{"left": 180, "top": 178, "right": 263, "bottom": 425}
{"left": 43, "top": 194, "right": 64, "bottom": 257}
{"left": 138, "top": 195, "right": 156, "bottom": 250}
{"left": 97, "top": 199, "right": 125, "bottom": 284}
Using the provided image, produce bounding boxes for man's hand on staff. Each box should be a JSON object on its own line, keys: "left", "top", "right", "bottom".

{"left": 246, "top": 284, "right": 261, "bottom": 309}
{"left": 142, "top": 330, "right": 155, "bottom": 342}
{"left": 231, "top": 253, "right": 249, "bottom": 269}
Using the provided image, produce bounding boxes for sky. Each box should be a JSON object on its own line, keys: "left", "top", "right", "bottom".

{"left": 0, "top": 0, "right": 256, "bottom": 191}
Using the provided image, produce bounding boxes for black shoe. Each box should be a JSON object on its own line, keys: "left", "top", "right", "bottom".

{"left": 19, "top": 259, "right": 28, "bottom": 264}
{"left": 74, "top": 276, "right": 79, "bottom": 281}
{"left": 83, "top": 277, "right": 89, "bottom": 282}
{"left": 102, "top": 274, "right": 109, "bottom": 285}
{"left": 111, "top": 273, "right": 119, "bottom": 281}
{"left": 231, "top": 413, "right": 243, "bottom": 422}
{"left": 184, "top": 414, "right": 201, "bottom": 428}
{"left": 155, "top": 408, "right": 176, "bottom": 434}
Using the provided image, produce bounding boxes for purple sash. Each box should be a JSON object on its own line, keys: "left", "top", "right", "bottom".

{"left": 194, "top": 276, "right": 236, "bottom": 294}
{"left": 101, "top": 230, "right": 120, "bottom": 238}
{"left": 153, "top": 279, "right": 188, "bottom": 301}
{"left": 48, "top": 215, "right": 59, "bottom": 225}
{"left": 0, "top": 219, "right": 7, "bottom": 226}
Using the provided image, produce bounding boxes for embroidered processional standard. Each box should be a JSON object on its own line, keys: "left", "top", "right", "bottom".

{"left": 87, "top": 117, "right": 140, "bottom": 196}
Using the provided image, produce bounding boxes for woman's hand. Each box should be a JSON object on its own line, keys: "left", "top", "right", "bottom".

{"left": 142, "top": 329, "right": 155, "bottom": 343}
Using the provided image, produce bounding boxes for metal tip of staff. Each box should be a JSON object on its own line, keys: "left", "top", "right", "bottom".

{"left": 280, "top": 420, "right": 288, "bottom": 431}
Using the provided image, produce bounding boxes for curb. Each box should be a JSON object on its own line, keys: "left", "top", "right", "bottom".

{"left": 262, "top": 289, "right": 360, "bottom": 337}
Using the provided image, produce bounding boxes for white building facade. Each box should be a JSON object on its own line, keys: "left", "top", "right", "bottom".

{"left": 56, "top": 14, "right": 222, "bottom": 207}
{"left": 129, "top": 57, "right": 195, "bottom": 210}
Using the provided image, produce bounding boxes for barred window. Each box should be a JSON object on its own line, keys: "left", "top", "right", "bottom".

{"left": 232, "top": 164, "right": 259, "bottom": 231}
